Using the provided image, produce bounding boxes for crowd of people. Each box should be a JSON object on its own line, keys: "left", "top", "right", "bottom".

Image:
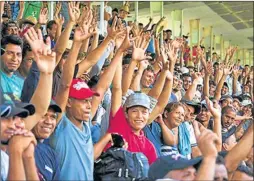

{"left": 1, "top": 1, "right": 253, "bottom": 181}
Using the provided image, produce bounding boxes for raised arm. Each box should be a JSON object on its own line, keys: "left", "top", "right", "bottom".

{"left": 155, "top": 115, "right": 177, "bottom": 146}
{"left": 111, "top": 49, "right": 123, "bottom": 116}
{"left": 75, "top": 17, "right": 120, "bottom": 77}
{"left": 205, "top": 97, "right": 222, "bottom": 151}
{"left": 55, "top": 20, "right": 95, "bottom": 123}
{"left": 122, "top": 33, "right": 151, "bottom": 95}
{"left": 214, "top": 63, "right": 232, "bottom": 101}
{"left": 90, "top": 24, "right": 127, "bottom": 119}
{"left": 225, "top": 123, "right": 253, "bottom": 180}
{"left": 232, "top": 66, "right": 240, "bottom": 95}
{"left": 183, "top": 72, "right": 202, "bottom": 101}
{"left": 54, "top": 13, "right": 64, "bottom": 42}
{"left": 17, "top": 1, "right": 25, "bottom": 21}
{"left": 130, "top": 60, "right": 149, "bottom": 92}
{"left": 148, "top": 71, "right": 173, "bottom": 124}
{"left": 148, "top": 48, "right": 169, "bottom": 99}
{"left": 195, "top": 129, "right": 219, "bottom": 181}
{"left": 54, "top": 2, "right": 80, "bottom": 65}
{"left": 23, "top": 28, "right": 55, "bottom": 131}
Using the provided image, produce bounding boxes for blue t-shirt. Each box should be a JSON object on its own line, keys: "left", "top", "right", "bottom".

{"left": 143, "top": 122, "right": 163, "bottom": 157}
{"left": 146, "top": 38, "right": 155, "bottom": 53}
{"left": 49, "top": 115, "right": 94, "bottom": 180}
{"left": 0, "top": 70, "right": 24, "bottom": 99}
{"left": 35, "top": 142, "right": 60, "bottom": 181}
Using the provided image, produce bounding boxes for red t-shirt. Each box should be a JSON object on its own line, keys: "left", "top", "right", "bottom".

{"left": 107, "top": 107, "right": 157, "bottom": 165}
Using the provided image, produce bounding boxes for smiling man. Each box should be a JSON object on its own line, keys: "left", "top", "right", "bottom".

{"left": 31, "top": 100, "right": 62, "bottom": 180}
{"left": 1, "top": 35, "right": 24, "bottom": 99}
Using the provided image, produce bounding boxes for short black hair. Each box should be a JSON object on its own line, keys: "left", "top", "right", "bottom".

{"left": 182, "top": 73, "right": 191, "bottom": 78}
{"left": 46, "top": 20, "right": 57, "bottom": 30}
{"left": 221, "top": 106, "right": 235, "bottom": 116}
{"left": 112, "top": 8, "right": 118, "bottom": 13}
{"left": 1, "top": 21, "right": 18, "bottom": 37}
{"left": 88, "top": 75, "right": 99, "bottom": 88}
{"left": 245, "top": 64, "right": 249, "bottom": 67}
{"left": 1, "top": 35, "right": 23, "bottom": 51}
{"left": 212, "top": 52, "right": 217, "bottom": 55}
{"left": 166, "top": 29, "right": 172, "bottom": 33}
{"left": 237, "top": 165, "right": 253, "bottom": 177}
{"left": 138, "top": 23, "right": 143, "bottom": 26}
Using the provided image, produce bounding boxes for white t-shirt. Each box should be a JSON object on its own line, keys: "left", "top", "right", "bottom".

{"left": 1, "top": 150, "right": 9, "bottom": 181}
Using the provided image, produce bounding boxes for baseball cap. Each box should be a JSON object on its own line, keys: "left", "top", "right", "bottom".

{"left": 223, "top": 82, "right": 229, "bottom": 88}
{"left": 69, "top": 79, "right": 100, "bottom": 100}
{"left": 241, "top": 100, "right": 253, "bottom": 107}
{"left": 15, "top": 102, "right": 35, "bottom": 116}
{"left": 201, "top": 100, "right": 208, "bottom": 110}
{"left": 220, "top": 95, "right": 233, "bottom": 102}
{"left": 222, "top": 126, "right": 237, "bottom": 143}
{"left": 241, "top": 93, "right": 252, "bottom": 101}
{"left": 181, "top": 100, "right": 201, "bottom": 115}
{"left": 124, "top": 92, "right": 151, "bottom": 112}
{"left": 180, "top": 67, "right": 189, "bottom": 74}
{"left": 1, "top": 104, "right": 29, "bottom": 118}
{"left": 148, "top": 155, "right": 202, "bottom": 180}
{"left": 49, "top": 100, "right": 62, "bottom": 113}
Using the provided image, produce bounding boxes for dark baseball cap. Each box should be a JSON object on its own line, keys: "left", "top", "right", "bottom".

{"left": 1, "top": 104, "right": 29, "bottom": 118}
{"left": 181, "top": 99, "right": 201, "bottom": 115}
{"left": 49, "top": 100, "right": 62, "bottom": 113}
{"left": 148, "top": 155, "right": 202, "bottom": 180}
{"left": 15, "top": 102, "right": 35, "bottom": 116}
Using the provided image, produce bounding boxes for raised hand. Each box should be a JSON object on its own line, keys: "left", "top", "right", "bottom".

{"left": 54, "top": 2, "right": 62, "bottom": 16}
{"left": 197, "top": 129, "right": 219, "bottom": 158}
{"left": 107, "top": 17, "right": 125, "bottom": 40}
{"left": 165, "top": 40, "right": 179, "bottom": 64}
{"left": 24, "top": 28, "right": 56, "bottom": 74}
{"left": 155, "top": 114, "right": 165, "bottom": 125}
{"left": 118, "top": 26, "right": 135, "bottom": 52}
{"left": 139, "top": 60, "right": 150, "bottom": 71}
{"left": 68, "top": 2, "right": 80, "bottom": 24}
{"left": 232, "top": 65, "right": 241, "bottom": 78}
{"left": 223, "top": 63, "right": 233, "bottom": 75}
{"left": 205, "top": 97, "right": 221, "bottom": 118}
{"left": 74, "top": 8, "right": 95, "bottom": 42}
{"left": 54, "top": 14, "right": 65, "bottom": 26}
{"left": 206, "top": 61, "right": 214, "bottom": 75}
{"left": 132, "top": 32, "right": 151, "bottom": 61}
{"left": 38, "top": 7, "right": 49, "bottom": 25}
{"left": 192, "top": 72, "right": 202, "bottom": 82}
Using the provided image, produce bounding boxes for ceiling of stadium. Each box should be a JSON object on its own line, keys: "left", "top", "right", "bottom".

{"left": 108, "top": 1, "right": 253, "bottom": 50}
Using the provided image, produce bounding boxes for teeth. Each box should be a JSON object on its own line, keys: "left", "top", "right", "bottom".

{"left": 42, "top": 127, "right": 51, "bottom": 133}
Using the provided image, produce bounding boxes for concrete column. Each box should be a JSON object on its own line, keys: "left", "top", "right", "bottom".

{"left": 99, "top": 2, "right": 104, "bottom": 35}
{"left": 135, "top": 2, "right": 138, "bottom": 22}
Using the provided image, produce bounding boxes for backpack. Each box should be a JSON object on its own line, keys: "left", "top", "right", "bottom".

{"left": 94, "top": 147, "right": 149, "bottom": 181}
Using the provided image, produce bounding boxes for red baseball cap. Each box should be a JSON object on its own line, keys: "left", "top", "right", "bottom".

{"left": 69, "top": 79, "right": 100, "bottom": 100}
